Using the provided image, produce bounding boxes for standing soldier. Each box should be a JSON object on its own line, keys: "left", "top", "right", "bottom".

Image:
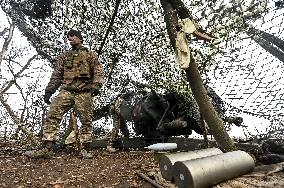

{"left": 25, "top": 29, "right": 104, "bottom": 158}
{"left": 107, "top": 95, "right": 130, "bottom": 153}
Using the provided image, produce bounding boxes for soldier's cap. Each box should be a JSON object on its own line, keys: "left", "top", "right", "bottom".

{"left": 67, "top": 29, "right": 83, "bottom": 41}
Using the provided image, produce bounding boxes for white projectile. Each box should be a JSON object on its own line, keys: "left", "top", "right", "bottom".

{"left": 145, "top": 143, "right": 177, "bottom": 151}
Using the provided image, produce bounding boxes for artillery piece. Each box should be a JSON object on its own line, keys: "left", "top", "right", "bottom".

{"left": 90, "top": 87, "right": 243, "bottom": 150}
{"left": 130, "top": 90, "right": 203, "bottom": 138}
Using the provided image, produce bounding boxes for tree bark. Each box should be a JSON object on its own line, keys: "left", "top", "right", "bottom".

{"left": 251, "top": 35, "right": 284, "bottom": 63}
{"left": 248, "top": 28, "right": 284, "bottom": 51}
{"left": 160, "top": 0, "right": 237, "bottom": 152}
{"left": 160, "top": 0, "right": 178, "bottom": 49}
{"left": 98, "top": 0, "right": 121, "bottom": 56}
{"left": 186, "top": 58, "right": 237, "bottom": 151}
{"left": 247, "top": 28, "right": 284, "bottom": 63}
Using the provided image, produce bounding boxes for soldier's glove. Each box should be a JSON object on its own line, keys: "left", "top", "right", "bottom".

{"left": 91, "top": 86, "right": 101, "bottom": 96}
{"left": 44, "top": 92, "right": 52, "bottom": 104}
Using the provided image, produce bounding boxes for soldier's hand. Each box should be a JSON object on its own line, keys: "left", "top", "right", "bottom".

{"left": 91, "top": 86, "right": 101, "bottom": 96}
{"left": 44, "top": 92, "right": 52, "bottom": 104}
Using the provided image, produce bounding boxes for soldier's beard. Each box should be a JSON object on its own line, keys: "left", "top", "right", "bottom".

{"left": 70, "top": 43, "right": 81, "bottom": 50}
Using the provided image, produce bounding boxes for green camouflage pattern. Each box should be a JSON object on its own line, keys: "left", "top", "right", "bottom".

{"left": 45, "top": 46, "right": 104, "bottom": 94}
{"left": 42, "top": 90, "right": 94, "bottom": 143}
{"left": 42, "top": 46, "right": 104, "bottom": 144}
{"left": 23, "top": 148, "right": 52, "bottom": 159}
{"left": 108, "top": 97, "right": 129, "bottom": 145}
{"left": 108, "top": 113, "right": 121, "bottom": 144}
{"left": 63, "top": 48, "right": 91, "bottom": 84}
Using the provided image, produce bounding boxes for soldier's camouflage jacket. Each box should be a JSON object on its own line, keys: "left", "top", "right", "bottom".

{"left": 45, "top": 46, "right": 104, "bottom": 94}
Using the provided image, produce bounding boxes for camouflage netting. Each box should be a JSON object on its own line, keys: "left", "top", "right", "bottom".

{"left": 0, "top": 0, "right": 283, "bottom": 142}
{"left": 206, "top": 2, "right": 284, "bottom": 139}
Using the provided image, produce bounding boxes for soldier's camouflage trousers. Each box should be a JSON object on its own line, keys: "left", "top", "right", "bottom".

{"left": 108, "top": 112, "right": 129, "bottom": 146}
{"left": 42, "top": 89, "right": 94, "bottom": 143}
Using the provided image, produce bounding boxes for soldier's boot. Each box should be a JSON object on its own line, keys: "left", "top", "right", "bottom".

{"left": 80, "top": 143, "right": 93, "bottom": 159}
{"left": 106, "top": 142, "right": 117, "bottom": 153}
{"left": 24, "top": 141, "right": 54, "bottom": 159}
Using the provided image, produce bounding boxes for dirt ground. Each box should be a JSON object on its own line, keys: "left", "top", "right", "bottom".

{"left": 0, "top": 149, "right": 157, "bottom": 188}
{"left": 0, "top": 147, "right": 284, "bottom": 188}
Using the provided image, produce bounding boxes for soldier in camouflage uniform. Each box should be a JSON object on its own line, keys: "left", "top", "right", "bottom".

{"left": 107, "top": 95, "right": 129, "bottom": 153}
{"left": 24, "top": 29, "right": 104, "bottom": 158}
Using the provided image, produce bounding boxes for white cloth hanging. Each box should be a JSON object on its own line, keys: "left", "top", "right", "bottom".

{"left": 175, "top": 18, "right": 197, "bottom": 69}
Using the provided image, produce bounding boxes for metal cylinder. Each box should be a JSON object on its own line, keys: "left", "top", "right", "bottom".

{"left": 159, "top": 148, "right": 223, "bottom": 181}
{"left": 173, "top": 150, "right": 255, "bottom": 188}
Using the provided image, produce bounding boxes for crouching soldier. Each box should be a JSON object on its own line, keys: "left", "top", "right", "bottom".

{"left": 107, "top": 95, "right": 130, "bottom": 153}
{"left": 24, "top": 29, "right": 104, "bottom": 158}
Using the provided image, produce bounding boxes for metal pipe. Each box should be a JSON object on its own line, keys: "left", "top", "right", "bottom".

{"left": 173, "top": 150, "right": 255, "bottom": 188}
{"left": 159, "top": 148, "right": 222, "bottom": 181}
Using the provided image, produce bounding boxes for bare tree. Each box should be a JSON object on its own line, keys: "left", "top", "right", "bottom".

{"left": 0, "top": 17, "right": 45, "bottom": 144}
{"left": 0, "top": 21, "right": 14, "bottom": 72}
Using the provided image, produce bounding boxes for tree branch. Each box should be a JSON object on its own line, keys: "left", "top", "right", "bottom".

{"left": 0, "top": 22, "right": 15, "bottom": 68}
{"left": 0, "top": 95, "right": 38, "bottom": 144}
{"left": 97, "top": 0, "right": 121, "bottom": 56}
{"left": 0, "top": 55, "right": 37, "bottom": 94}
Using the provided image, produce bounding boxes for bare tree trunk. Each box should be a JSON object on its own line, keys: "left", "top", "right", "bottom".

{"left": 0, "top": 23, "right": 15, "bottom": 73}
{"left": 0, "top": 22, "right": 38, "bottom": 144}
{"left": 186, "top": 57, "right": 237, "bottom": 151}
{"left": 160, "top": 0, "right": 237, "bottom": 152}
{"left": 249, "top": 28, "right": 284, "bottom": 51}
{"left": 252, "top": 36, "right": 284, "bottom": 62}
{"left": 160, "top": 0, "right": 178, "bottom": 49}
{"left": 2, "top": 6, "right": 54, "bottom": 64}
{"left": 247, "top": 28, "right": 284, "bottom": 63}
